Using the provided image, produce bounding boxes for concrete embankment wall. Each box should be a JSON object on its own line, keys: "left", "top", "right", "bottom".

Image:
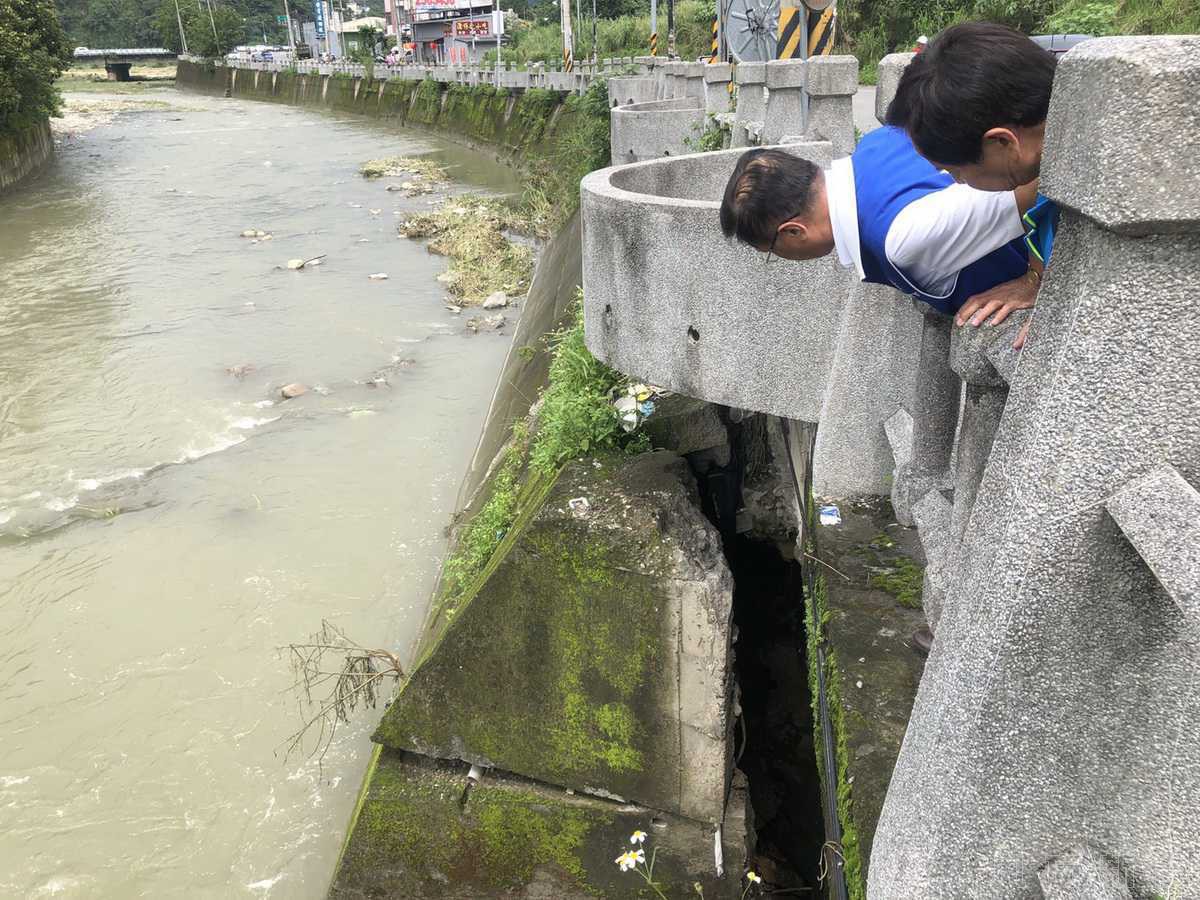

{"left": 0, "top": 119, "right": 53, "bottom": 195}
{"left": 175, "top": 59, "right": 574, "bottom": 162}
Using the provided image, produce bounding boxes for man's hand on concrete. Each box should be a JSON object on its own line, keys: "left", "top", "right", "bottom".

{"left": 955, "top": 272, "right": 1039, "bottom": 330}
{"left": 1013, "top": 319, "right": 1032, "bottom": 350}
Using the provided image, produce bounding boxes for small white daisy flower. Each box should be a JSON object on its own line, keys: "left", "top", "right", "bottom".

{"left": 630, "top": 830, "right": 647, "bottom": 845}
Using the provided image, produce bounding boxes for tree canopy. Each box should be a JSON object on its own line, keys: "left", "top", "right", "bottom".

{"left": 0, "top": 0, "right": 71, "bottom": 132}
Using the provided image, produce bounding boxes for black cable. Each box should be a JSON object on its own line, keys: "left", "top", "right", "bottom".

{"left": 779, "top": 418, "right": 850, "bottom": 900}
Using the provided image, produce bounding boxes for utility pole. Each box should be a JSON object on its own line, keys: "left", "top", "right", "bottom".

{"left": 282, "top": 0, "right": 297, "bottom": 53}
{"left": 494, "top": 0, "right": 500, "bottom": 87}
{"left": 559, "top": 0, "right": 573, "bottom": 71}
{"left": 649, "top": 0, "right": 656, "bottom": 56}
{"left": 173, "top": 0, "right": 189, "bottom": 53}
{"left": 205, "top": 0, "right": 221, "bottom": 55}
{"left": 590, "top": 0, "right": 596, "bottom": 63}
{"left": 574, "top": 0, "right": 581, "bottom": 58}
{"left": 666, "top": 0, "right": 674, "bottom": 57}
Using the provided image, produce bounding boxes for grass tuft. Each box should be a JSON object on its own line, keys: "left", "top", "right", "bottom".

{"left": 528, "top": 292, "right": 645, "bottom": 474}
{"left": 399, "top": 196, "right": 535, "bottom": 304}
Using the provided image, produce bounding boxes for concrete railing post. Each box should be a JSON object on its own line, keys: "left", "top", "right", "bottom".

{"left": 703, "top": 62, "right": 733, "bottom": 115}
{"left": 874, "top": 52, "right": 915, "bottom": 126}
{"left": 763, "top": 59, "right": 806, "bottom": 145}
{"left": 891, "top": 306, "right": 958, "bottom": 526}
{"left": 871, "top": 36, "right": 1200, "bottom": 899}
{"left": 803, "top": 55, "right": 857, "bottom": 156}
{"left": 731, "top": 62, "right": 766, "bottom": 148}
{"left": 679, "top": 61, "right": 706, "bottom": 102}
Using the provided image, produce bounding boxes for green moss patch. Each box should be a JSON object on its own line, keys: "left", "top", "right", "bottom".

{"left": 806, "top": 495, "right": 928, "bottom": 896}
{"left": 332, "top": 750, "right": 748, "bottom": 899}
{"left": 374, "top": 453, "right": 681, "bottom": 805}
{"left": 868, "top": 555, "right": 924, "bottom": 609}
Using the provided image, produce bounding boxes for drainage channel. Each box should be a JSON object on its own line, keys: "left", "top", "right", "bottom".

{"left": 689, "top": 415, "right": 831, "bottom": 897}
{"left": 728, "top": 534, "right": 826, "bottom": 894}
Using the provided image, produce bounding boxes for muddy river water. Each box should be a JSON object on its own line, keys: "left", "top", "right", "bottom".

{"left": 0, "top": 88, "right": 518, "bottom": 897}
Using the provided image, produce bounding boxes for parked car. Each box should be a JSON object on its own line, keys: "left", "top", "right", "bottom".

{"left": 1030, "top": 33, "right": 1093, "bottom": 55}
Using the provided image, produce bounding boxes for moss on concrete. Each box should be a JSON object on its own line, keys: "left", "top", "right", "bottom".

{"left": 374, "top": 453, "right": 688, "bottom": 807}
{"left": 807, "top": 495, "right": 928, "bottom": 897}
{"left": 331, "top": 750, "right": 747, "bottom": 898}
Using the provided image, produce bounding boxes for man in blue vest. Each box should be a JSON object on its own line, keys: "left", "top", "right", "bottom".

{"left": 721, "top": 125, "right": 1044, "bottom": 657}
{"left": 889, "top": 22, "right": 1061, "bottom": 345}
{"left": 720, "top": 126, "right": 1042, "bottom": 345}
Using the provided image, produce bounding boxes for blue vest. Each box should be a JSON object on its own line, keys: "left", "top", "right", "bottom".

{"left": 851, "top": 126, "right": 1030, "bottom": 315}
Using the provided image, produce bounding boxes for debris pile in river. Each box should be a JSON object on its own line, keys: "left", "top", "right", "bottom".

{"left": 359, "top": 156, "right": 448, "bottom": 200}
{"left": 398, "top": 196, "right": 533, "bottom": 306}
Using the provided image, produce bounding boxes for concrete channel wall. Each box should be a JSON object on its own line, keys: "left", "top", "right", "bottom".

{"left": 585, "top": 36, "right": 1200, "bottom": 900}
{"left": 0, "top": 119, "right": 53, "bottom": 195}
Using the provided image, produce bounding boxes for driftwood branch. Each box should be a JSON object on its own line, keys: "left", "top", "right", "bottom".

{"left": 278, "top": 620, "right": 406, "bottom": 770}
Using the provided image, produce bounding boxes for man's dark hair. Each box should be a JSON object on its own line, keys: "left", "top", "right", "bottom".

{"left": 889, "top": 22, "right": 1058, "bottom": 165}
{"left": 720, "top": 149, "right": 820, "bottom": 248}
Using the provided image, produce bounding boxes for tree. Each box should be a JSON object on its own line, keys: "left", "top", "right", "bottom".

{"left": 0, "top": 0, "right": 71, "bottom": 132}
{"left": 155, "top": 0, "right": 243, "bottom": 56}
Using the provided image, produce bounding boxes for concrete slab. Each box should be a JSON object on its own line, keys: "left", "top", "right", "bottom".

{"left": 810, "top": 496, "right": 927, "bottom": 893}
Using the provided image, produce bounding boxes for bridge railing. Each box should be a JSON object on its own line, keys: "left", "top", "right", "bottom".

{"left": 584, "top": 37, "right": 1200, "bottom": 899}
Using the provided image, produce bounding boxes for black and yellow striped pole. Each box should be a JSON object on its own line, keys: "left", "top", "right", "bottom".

{"left": 807, "top": 5, "right": 836, "bottom": 55}
{"left": 650, "top": 0, "right": 658, "bottom": 56}
{"left": 776, "top": 1, "right": 804, "bottom": 59}
{"left": 709, "top": 15, "right": 719, "bottom": 63}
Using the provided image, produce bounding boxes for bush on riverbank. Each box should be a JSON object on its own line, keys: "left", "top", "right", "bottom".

{"left": 500, "top": 1, "right": 712, "bottom": 65}
{"left": 400, "top": 196, "right": 535, "bottom": 305}
{"left": 0, "top": 0, "right": 72, "bottom": 134}
{"left": 435, "top": 298, "right": 644, "bottom": 619}
{"left": 838, "top": 0, "right": 1200, "bottom": 82}
{"left": 520, "top": 79, "right": 611, "bottom": 236}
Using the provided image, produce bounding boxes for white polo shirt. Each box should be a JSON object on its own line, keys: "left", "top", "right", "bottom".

{"left": 826, "top": 156, "right": 1025, "bottom": 296}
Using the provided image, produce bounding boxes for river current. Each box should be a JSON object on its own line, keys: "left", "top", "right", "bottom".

{"left": 0, "top": 88, "right": 516, "bottom": 897}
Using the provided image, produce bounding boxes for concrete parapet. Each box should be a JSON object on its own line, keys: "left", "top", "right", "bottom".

{"left": 608, "top": 76, "right": 658, "bottom": 107}
{"left": 1038, "top": 846, "right": 1134, "bottom": 900}
{"left": 803, "top": 55, "right": 858, "bottom": 156}
{"left": 703, "top": 62, "right": 732, "bottom": 115}
{"left": 731, "top": 62, "right": 766, "bottom": 148}
{"left": 679, "top": 61, "right": 706, "bottom": 101}
{"left": 890, "top": 309, "right": 957, "bottom": 527}
{"left": 582, "top": 144, "right": 848, "bottom": 422}
{"left": 812, "top": 281, "right": 924, "bottom": 497}
{"left": 763, "top": 59, "right": 806, "bottom": 145}
{"left": 1041, "top": 36, "right": 1200, "bottom": 235}
{"left": 805, "top": 54, "right": 858, "bottom": 97}
{"left": 874, "top": 52, "right": 914, "bottom": 125}
{"left": 1107, "top": 464, "right": 1200, "bottom": 624}
{"left": 609, "top": 97, "right": 706, "bottom": 165}
{"left": 870, "top": 40, "right": 1200, "bottom": 897}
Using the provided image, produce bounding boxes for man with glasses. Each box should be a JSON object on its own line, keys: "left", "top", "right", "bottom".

{"left": 719, "top": 124, "right": 1042, "bottom": 345}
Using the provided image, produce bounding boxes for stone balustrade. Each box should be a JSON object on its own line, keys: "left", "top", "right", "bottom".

{"left": 581, "top": 35, "right": 1200, "bottom": 899}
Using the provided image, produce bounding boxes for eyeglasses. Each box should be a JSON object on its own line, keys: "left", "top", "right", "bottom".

{"left": 763, "top": 210, "right": 806, "bottom": 265}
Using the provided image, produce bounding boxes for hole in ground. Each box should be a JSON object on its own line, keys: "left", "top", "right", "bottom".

{"left": 728, "top": 535, "right": 825, "bottom": 893}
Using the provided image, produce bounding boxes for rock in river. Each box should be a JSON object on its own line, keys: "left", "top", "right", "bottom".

{"left": 280, "top": 382, "right": 309, "bottom": 399}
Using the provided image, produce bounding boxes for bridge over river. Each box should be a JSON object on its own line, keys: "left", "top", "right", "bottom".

{"left": 72, "top": 47, "right": 177, "bottom": 80}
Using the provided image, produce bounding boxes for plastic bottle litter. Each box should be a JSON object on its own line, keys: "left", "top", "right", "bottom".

{"left": 819, "top": 504, "right": 842, "bottom": 526}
